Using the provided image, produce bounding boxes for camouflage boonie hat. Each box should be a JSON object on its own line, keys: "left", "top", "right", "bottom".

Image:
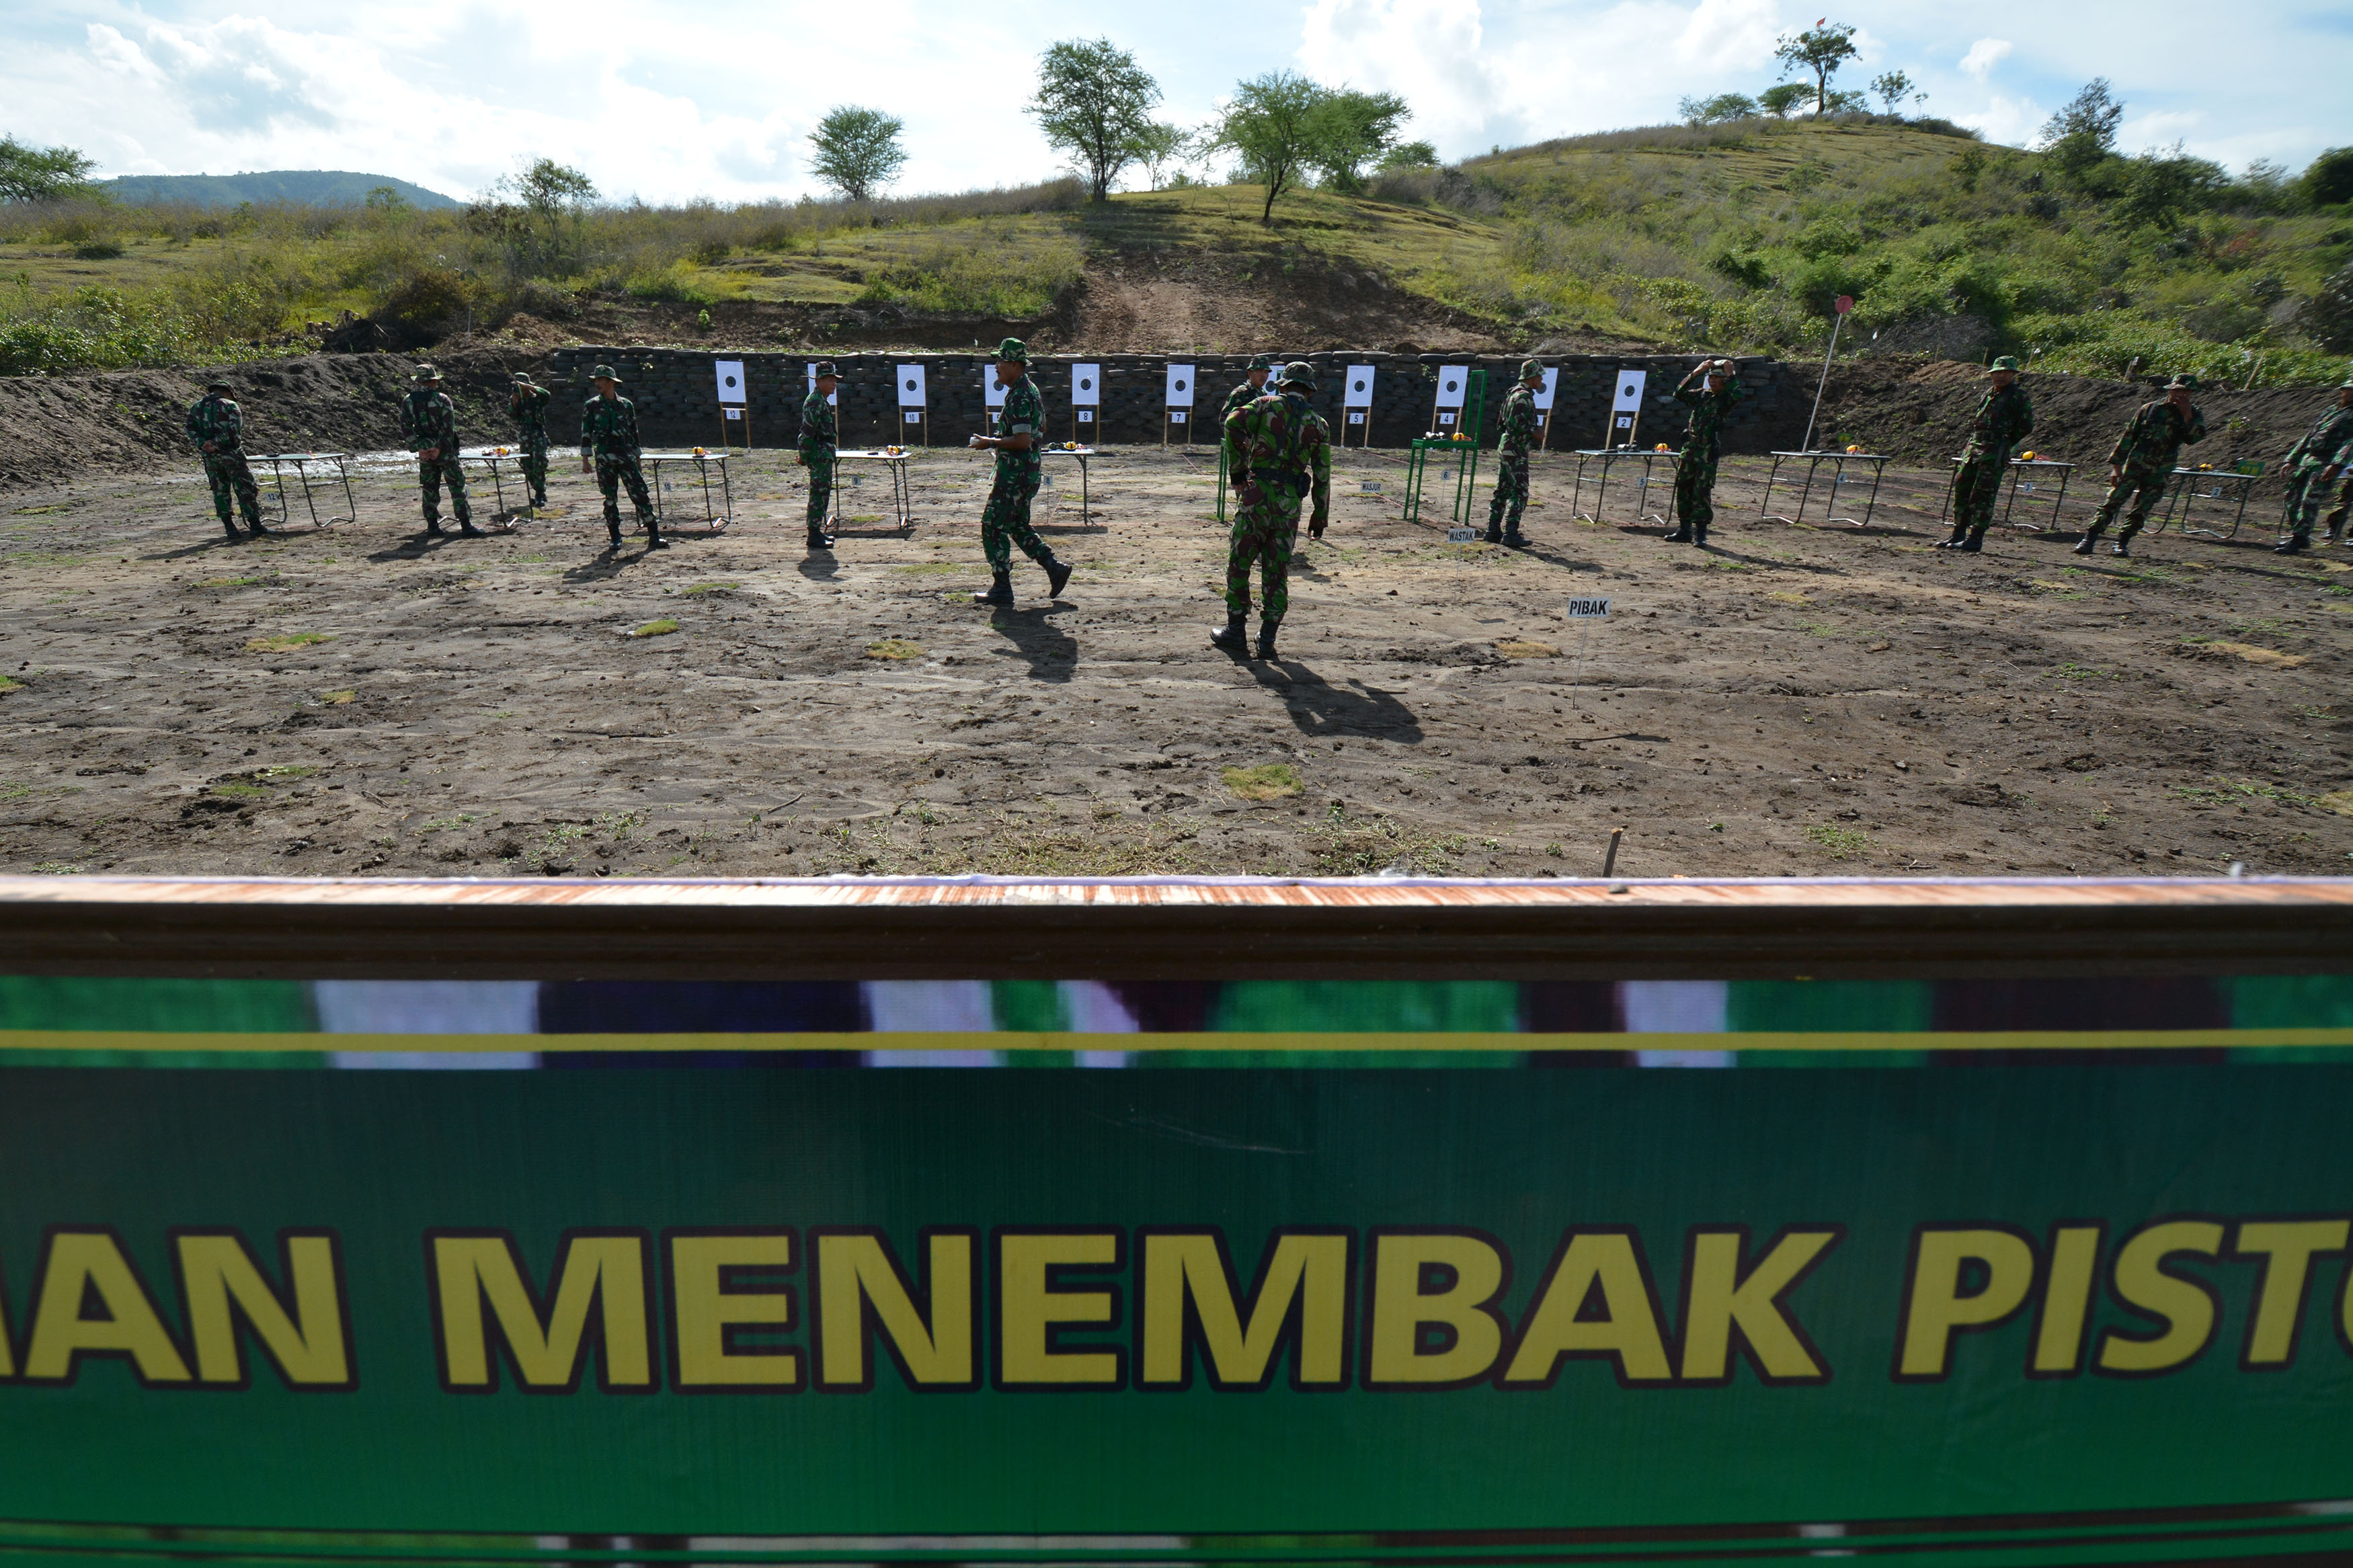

{"left": 1248, "top": 355, "right": 1273, "bottom": 371}
{"left": 2338, "top": 376, "right": 2352, "bottom": 390}
{"left": 811, "top": 361, "right": 840, "bottom": 378}
{"left": 205, "top": 378, "right": 233, "bottom": 393}
{"left": 992, "top": 337, "right": 1028, "bottom": 364}
{"left": 1275, "top": 360, "right": 1316, "bottom": 390}
{"left": 2166, "top": 373, "right": 2199, "bottom": 390}
{"left": 589, "top": 364, "right": 622, "bottom": 382}
{"left": 512, "top": 370, "right": 539, "bottom": 383}
{"left": 1988, "top": 355, "right": 2023, "bottom": 373}
{"left": 412, "top": 364, "right": 443, "bottom": 382}
{"left": 1519, "top": 358, "right": 1545, "bottom": 382}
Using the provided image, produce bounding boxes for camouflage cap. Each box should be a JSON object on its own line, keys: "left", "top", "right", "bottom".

{"left": 412, "top": 364, "right": 443, "bottom": 382}
{"left": 992, "top": 337, "right": 1029, "bottom": 364}
{"left": 1519, "top": 358, "right": 1545, "bottom": 382}
{"left": 204, "top": 378, "right": 233, "bottom": 393}
{"left": 2338, "top": 376, "right": 2352, "bottom": 390}
{"left": 1247, "top": 355, "right": 1273, "bottom": 372}
{"left": 811, "top": 361, "right": 840, "bottom": 379}
{"left": 512, "top": 370, "right": 539, "bottom": 383}
{"left": 2166, "top": 373, "right": 2199, "bottom": 390}
{"left": 1988, "top": 355, "right": 2023, "bottom": 373}
{"left": 590, "top": 364, "right": 622, "bottom": 382}
{"left": 1275, "top": 360, "right": 1316, "bottom": 390}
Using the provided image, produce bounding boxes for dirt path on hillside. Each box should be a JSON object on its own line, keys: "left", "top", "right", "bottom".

{"left": 1068, "top": 253, "right": 1513, "bottom": 355}
{"left": 1, "top": 446, "right": 2347, "bottom": 882}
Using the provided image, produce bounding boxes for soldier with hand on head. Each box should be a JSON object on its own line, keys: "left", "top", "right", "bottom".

{"left": 2277, "top": 376, "right": 2353, "bottom": 554}
{"left": 1212, "top": 360, "right": 1330, "bottom": 663}
{"left": 1939, "top": 355, "right": 2035, "bottom": 553}
{"left": 185, "top": 378, "right": 270, "bottom": 541}
{"left": 580, "top": 364, "right": 662, "bottom": 552}
{"left": 508, "top": 372, "right": 553, "bottom": 509}
{"left": 798, "top": 362, "right": 839, "bottom": 552}
{"left": 1486, "top": 358, "right": 1544, "bottom": 548}
{"left": 1665, "top": 358, "right": 1743, "bottom": 546}
{"left": 2077, "top": 374, "right": 2204, "bottom": 559}
{"left": 398, "top": 365, "right": 481, "bottom": 538}
{"left": 967, "top": 338, "right": 1071, "bottom": 606}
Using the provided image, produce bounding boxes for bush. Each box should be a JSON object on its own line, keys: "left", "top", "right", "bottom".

{"left": 622, "top": 260, "right": 717, "bottom": 305}
{"left": 374, "top": 266, "right": 475, "bottom": 337}
{"left": 2303, "top": 148, "right": 2353, "bottom": 210}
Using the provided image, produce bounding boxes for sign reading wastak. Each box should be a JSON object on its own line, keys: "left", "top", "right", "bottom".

{"left": 0, "top": 1069, "right": 2347, "bottom": 1536}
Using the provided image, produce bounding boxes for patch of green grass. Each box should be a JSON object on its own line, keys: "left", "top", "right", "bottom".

{"left": 28, "top": 862, "right": 85, "bottom": 875}
{"left": 1309, "top": 802, "right": 1461, "bottom": 875}
{"left": 420, "top": 814, "right": 477, "bottom": 833}
{"left": 0, "top": 677, "right": 20, "bottom": 695}
{"left": 318, "top": 689, "right": 356, "bottom": 705}
{"left": 194, "top": 575, "right": 264, "bottom": 588}
{"left": 1224, "top": 763, "right": 1302, "bottom": 800}
{"left": 245, "top": 632, "right": 331, "bottom": 652}
{"left": 680, "top": 581, "right": 740, "bottom": 596}
{"left": 254, "top": 765, "right": 317, "bottom": 780}
{"left": 865, "top": 638, "right": 924, "bottom": 661}
{"left": 627, "top": 619, "right": 680, "bottom": 638}
{"left": 1804, "top": 822, "right": 1871, "bottom": 858}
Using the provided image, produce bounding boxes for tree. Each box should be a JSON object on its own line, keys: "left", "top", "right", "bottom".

{"left": 1380, "top": 140, "right": 1439, "bottom": 169}
{"left": 1773, "top": 22, "right": 1860, "bottom": 115}
{"left": 1203, "top": 71, "right": 1326, "bottom": 224}
{"left": 1306, "top": 88, "right": 1411, "bottom": 192}
{"left": 365, "top": 185, "right": 409, "bottom": 213}
{"left": 0, "top": 134, "right": 97, "bottom": 203}
{"left": 2301, "top": 147, "right": 2353, "bottom": 208}
{"left": 1870, "top": 70, "right": 1923, "bottom": 116}
{"left": 516, "top": 158, "right": 596, "bottom": 214}
{"left": 1031, "top": 38, "right": 1162, "bottom": 202}
{"left": 809, "top": 106, "right": 908, "bottom": 201}
{"left": 1679, "top": 92, "right": 1759, "bottom": 126}
{"left": 2036, "top": 79, "right": 2123, "bottom": 179}
{"left": 1127, "top": 122, "right": 1190, "bottom": 191}
{"left": 1757, "top": 83, "right": 1810, "bottom": 119}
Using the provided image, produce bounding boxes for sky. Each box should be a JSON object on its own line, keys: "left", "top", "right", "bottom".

{"left": 5, "top": 0, "right": 2350, "bottom": 206}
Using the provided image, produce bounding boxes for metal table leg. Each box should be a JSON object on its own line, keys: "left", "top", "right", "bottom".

{"left": 1852, "top": 460, "right": 1886, "bottom": 527}
{"left": 1759, "top": 454, "right": 1788, "bottom": 520}
{"left": 1939, "top": 462, "right": 1960, "bottom": 522}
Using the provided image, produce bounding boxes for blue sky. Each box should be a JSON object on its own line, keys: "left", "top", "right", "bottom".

{"left": 6, "top": 0, "right": 2349, "bottom": 204}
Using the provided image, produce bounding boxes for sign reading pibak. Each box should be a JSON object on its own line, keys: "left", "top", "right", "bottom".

{"left": 0, "top": 1068, "right": 2347, "bottom": 1536}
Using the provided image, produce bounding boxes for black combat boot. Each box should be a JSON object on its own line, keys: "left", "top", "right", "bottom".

{"left": 2276, "top": 534, "right": 2309, "bottom": 556}
{"left": 1662, "top": 524, "right": 1693, "bottom": 544}
{"left": 981, "top": 572, "right": 1014, "bottom": 607}
{"left": 1503, "top": 526, "right": 1528, "bottom": 548}
{"left": 2071, "top": 528, "right": 2101, "bottom": 555}
{"left": 1936, "top": 519, "right": 1970, "bottom": 548}
{"left": 1958, "top": 528, "right": 1985, "bottom": 553}
{"left": 1484, "top": 520, "right": 1504, "bottom": 544}
{"left": 246, "top": 515, "right": 273, "bottom": 537}
{"left": 1692, "top": 522, "right": 1708, "bottom": 547}
{"left": 1043, "top": 554, "right": 1073, "bottom": 599}
{"left": 805, "top": 528, "right": 832, "bottom": 550}
{"left": 606, "top": 521, "right": 624, "bottom": 552}
{"left": 643, "top": 514, "right": 668, "bottom": 550}
{"left": 220, "top": 518, "right": 242, "bottom": 542}
{"left": 424, "top": 517, "right": 444, "bottom": 536}
{"left": 1255, "top": 622, "right": 1281, "bottom": 662}
{"left": 1209, "top": 614, "right": 1248, "bottom": 653}
{"left": 2112, "top": 526, "right": 2137, "bottom": 558}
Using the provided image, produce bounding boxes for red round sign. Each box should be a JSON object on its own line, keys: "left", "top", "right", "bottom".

{"left": 1835, "top": 294, "right": 1855, "bottom": 314}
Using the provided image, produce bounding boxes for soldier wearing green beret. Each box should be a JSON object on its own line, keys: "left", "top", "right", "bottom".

{"left": 2077, "top": 374, "right": 2204, "bottom": 559}
{"left": 508, "top": 372, "right": 553, "bottom": 509}
{"left": 580, "top": 364, "right": 663, "bottom": 552}
{"left": 185, "top": 378, "right": 271, "bottom": 541}
{"left": 1938, "top": 356, "right": 2035, "bottom": 553}
{"left": 798, "top": 362, "right": 839, "bottom": 551}
{"left": 2276, "top": 377, "right": 2353, "bottom": 555}
{"left": 398, "top": 365, "right": 482, "bottom": 538}
{"left": 1213, "top": 360, "right": 1330, "bottom": 662}
{"left": 969, "top": 337, "right": 1072, "bottom": 606}
{"left": 1485, "top": 358, "right": 1544, "bottom": 547}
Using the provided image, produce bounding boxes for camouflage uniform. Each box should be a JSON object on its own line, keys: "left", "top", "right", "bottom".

{"left": 2082, "top": 380, "right": 2205, "bottom": 552}
{"left": 1943, "top": 360, "right": 2034, "bottom": 549}
{"left": 397, "top": 371, "right": 475, "bottom": 533}
{"left": 981, "top": 360, "right": 1051, "bottom": 575}
{"left": 508, "top": 376, "right": 552, "bottom": 505}
{"left": 1221, "top": 357, "right": 1273, "bottom": 425}
{"left": 185, "top": 386, "right": 266, "bottom": 536}
{"left": 2280, "top": 386, "right": 2353, "bottom": 548}
{"left": 799, "top": 368, "right": 838, "bottom": 542}
{"left": 1215, "top": 362, "right": 1331, "bottom": 656}
{"left": 1668, "top": 361, "right": 1744, "bottom": 542}
{"left": 1485, "top": 359, "right": 1544, "bottom": 544}
{"left": 580, "top": 367, "right": 659, "bottom": 548}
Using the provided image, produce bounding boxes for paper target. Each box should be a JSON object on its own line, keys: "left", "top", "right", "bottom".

{"left": 714, "top": 360, "right": 746, "bottom": 407}
{"left": 1344, "top": 365, "right": 1375, "bottom": 409}
{"left": 1434, "top": 365, "right": 1469, "bottom": 409}
{"left": 895, "top": 364, "right": 926, "bottom": 408}
{"left": 1533, "top": 367, "right": 1560, "bottom": 410}
{"left": 1164, "top": 364, "right": 1194, "bottom": 408}
{"left": 1071, "top": 364, "right": 1101, "bottom": 407}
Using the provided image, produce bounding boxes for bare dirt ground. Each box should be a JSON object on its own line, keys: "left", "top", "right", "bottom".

{"left": 2, "top": 441, "right": 2348, "bottom": 882}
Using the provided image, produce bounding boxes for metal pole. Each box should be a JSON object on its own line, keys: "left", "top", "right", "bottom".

{"left": 1800, "top": 317, "right": 1845, "bottom": 456}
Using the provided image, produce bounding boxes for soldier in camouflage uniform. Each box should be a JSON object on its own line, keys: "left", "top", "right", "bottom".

{"left": 2276, "top": 377, "right": 2353, "bottom": 554}
{"left": 2077, "top": 374, "right": 2206, "bottom": 558}
{"left": 798, "top": 362, "right": 840, "bottom": 550}
{"left": 508, "top": 372, "right": 552, "bottom": 508}
{"left": 185, "top": 378, "right": 270, "bottom": 540}
{"left": 398, "top": 365, "right": 481, "bottom": 537}
{"left": 580, "top": 364, "right": 663, "bottom": 552}
{"left": 1213, "top": 360, "right": 1331, "bottom": 662}
{"left": 1486, "top": 358, "right": 1544, "bottom": 547}
{"left": 1938, "top": 355, "right": 2035, "bottom": 553}
{"left": 967, "top": 338, "right": 1071, "bottom": 606}
{"left": 1221, "top": 355, "right": 1273, "bottom": 425}
{"left": 1665, "top": 358, "right": 1743, "bottom": 546}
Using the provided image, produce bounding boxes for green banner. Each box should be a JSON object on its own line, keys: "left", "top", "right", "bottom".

{"left": 1, "top": 1067, "right": 2350, "bottom": 1553}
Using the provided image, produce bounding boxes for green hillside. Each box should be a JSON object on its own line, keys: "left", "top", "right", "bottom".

{"left": 99, "top": 171, "right": 458, "bottom": 209}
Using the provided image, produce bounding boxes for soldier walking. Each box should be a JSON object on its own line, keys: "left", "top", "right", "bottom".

{"left": 186, "top": 378, "right": 270, "bottom": 541}
{"left": 580, "top": 364, "right": 662, "bottom": 552}
{"left": 2276, "top": 376, "right": 2353, "bottom": 554}
{"left": 1486, "top": 358, "right": 1544, "bottom": 547}
{"left": 508, "top": 372, "right": 553, "bottom": 509}
{"left": 1213, "top": 360, "right": 1330, "bottom": 663}
{"left": 2076, "top": 374, "right": 2205, "bottom": 558}
{"left": 969, "top": 338, "right": 1071, "bottom": 606}
{"left": 798, "top": 362, "right": 839, "bottom": 551}
{"left": 1938, "top": 356, "right": 2035, "bottom": 552}
{"left": 1665, "top": 358, "right": 1743, "bottom": 546}
{"left": 399, "top": 365, "right": 481, "bottom": 538}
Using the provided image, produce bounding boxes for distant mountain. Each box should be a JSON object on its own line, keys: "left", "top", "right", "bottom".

{"left": 97, "top": 171, "right": 460, "bottom": 210}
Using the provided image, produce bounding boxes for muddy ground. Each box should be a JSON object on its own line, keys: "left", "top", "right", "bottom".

{"left": 1, "top": 442, "right": 2348, "bottom": 880}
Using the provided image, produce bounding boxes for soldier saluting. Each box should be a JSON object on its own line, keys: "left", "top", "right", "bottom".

{"left": 2076, "top": 374, "right": 2204, "bottom": 558}
{"left": 185, "top": 378, "right": 270, "bottom": 541}
{"left": 1213, "top": 360, "right": 1330, "bottom": 663}
{"left": 580, "top": 364, "right": 662, "bottom": 552}
{"left": 508, "top": 372, "right": 553, "bottom": 511}
{"left": 398, "top": 365, "right": 481, "bottom": 538}
{"left": 1938, "top": 355, "right": 2034, "bottom": 553}
{"left": 1665, "top": 358, "right": 1742, "bottom": 546}
{"left": 2276, "top": 376, "right": 2353, "bottom": 555}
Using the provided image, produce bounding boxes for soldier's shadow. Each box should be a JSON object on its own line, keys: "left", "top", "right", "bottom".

{"left": 367, "top": 533, "right": 461, "bottom": 563}
{"left": 987, "top": 606, "right": 1078, "bottom": 683}
{"left": 1246, "top": 661, "right": 1422, "bottom": 742}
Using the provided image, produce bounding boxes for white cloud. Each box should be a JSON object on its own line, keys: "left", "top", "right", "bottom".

{"left": 1956, "top": 92, "right": 2046, "bottom": 148}
{"left": 1296, "top": 0, "right": 1500, "bottom": 149}
{"left": 1958, "top": 38, "right": 2012, "bottom": 80}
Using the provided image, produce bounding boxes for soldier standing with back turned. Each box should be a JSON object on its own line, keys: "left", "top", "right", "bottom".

{"left": 1665, "top": 358, "right": 1743, "bottom": 546}
{"left": 969, "top": 337, "right": 1072, "bottom": 606}
{"left": 398, "top": 365, "right": 481, "bottom": 538}
{"left": 580, "top": 364, "right": 662, "bottom": 552}
{"left": 2277, "top": 377, "right": 2353, "bottom": 554}
{"left": 1938, "top": 355, "right": 2034, "bottom": 553}
{"left": 798, "top": 362, "right": 839, "bottom": 552}
{"left": 1486, "top": 358, "right": 1543, "bottom": 548}
{"left": 185, "top": 378, "right": 270, "bottom": 541}
{"left": 508, "top": 372, "right": 552, "bottom": 510}
{"left": 2076, "top": 374, "right": 2204, "bottom": 558}
{"left": 1213, "top": 361, "right": 1330, "bottom": 663}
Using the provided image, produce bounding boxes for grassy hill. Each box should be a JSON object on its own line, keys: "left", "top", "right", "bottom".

{"left": 98, "top": 171, "right": 458, "bottom": 209}
{"left": 3, "top": 118, "right": 2348, "bottom": 383}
